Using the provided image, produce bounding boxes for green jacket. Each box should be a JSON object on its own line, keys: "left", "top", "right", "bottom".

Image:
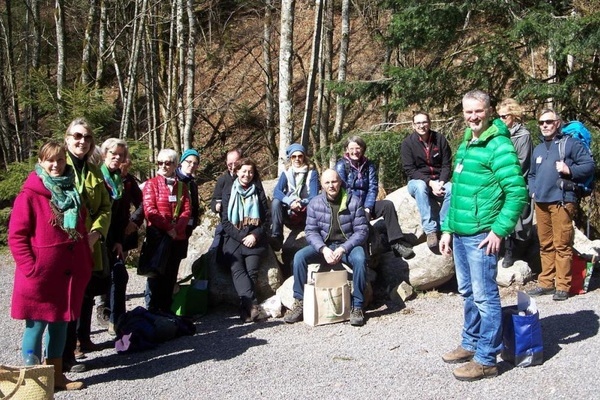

{"left": 68, "top": 157, "right": 112, "bottom": 272}
{"left": 441, "top": 119, "right": 527, "bottom": 237}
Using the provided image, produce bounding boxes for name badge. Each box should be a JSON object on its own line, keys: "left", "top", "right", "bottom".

{"left": 455, "top": 163, "right": 463, "bottom": 173}
{"left": 536, "top": 156, "right": 542, "bottom": 164}
{"left": 169, "top": 195, "right": 177, "bottom": 202}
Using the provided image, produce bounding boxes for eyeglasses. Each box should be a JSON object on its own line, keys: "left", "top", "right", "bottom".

{"left": 290, "top": 154, "right": 304, "bottom": 160}
{"left": 183, "top": 159, "right": 199, "bottom": 166}
{"left": 538, "top": 120, "right": 557, "bottom": 126}
{"left": 69, "top": 132, "right": 92, "bottom": 141}
{"left": 157, "top": 161, "right": 172, "bottom": 167}
{"left": 499, "top": 114, "right": 511, "bottom": 120}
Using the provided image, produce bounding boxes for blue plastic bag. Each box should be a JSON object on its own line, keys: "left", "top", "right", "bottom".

{"left": 501, "top": 305, "right": 544, "bottom": 367}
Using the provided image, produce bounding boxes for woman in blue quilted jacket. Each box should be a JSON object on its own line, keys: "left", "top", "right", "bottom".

{"left": 335, "top": 135, "right": 414, "bottom": 259}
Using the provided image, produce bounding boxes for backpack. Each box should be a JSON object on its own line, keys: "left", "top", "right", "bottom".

{"left": 558, "top": 121, "right": 595, "bottom": 197}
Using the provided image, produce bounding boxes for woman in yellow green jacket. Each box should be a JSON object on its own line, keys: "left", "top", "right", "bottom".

{"left": 61, "top": 117, "right": 112, "bottom": 373}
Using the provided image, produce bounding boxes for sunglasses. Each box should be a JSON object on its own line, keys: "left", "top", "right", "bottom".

{"left": 499, "top": 114, "right": 511, "bottom": 120}
{"left": 290, "top": 154, "right": 304, "bottom": 160}
{"left": 157, "top": 161, "right": 173, "bottom": 167}
{"left": 538, "top": 119, "right": 557, "bottom": 126}
{"left": 69, "top": 132, "right": 92, "bottom": 141}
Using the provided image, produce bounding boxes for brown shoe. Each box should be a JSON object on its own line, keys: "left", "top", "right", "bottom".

{"left": 426, "top": 232, "right": 439, "bottom": 249}
{"left": 453, "top": 360, "right": 498, "bottom": 381}
{"left": 442, "top": 346, "right": 475, "bottom": 364}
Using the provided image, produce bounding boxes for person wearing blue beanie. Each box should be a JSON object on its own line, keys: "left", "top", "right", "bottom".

{"left": 176, "top": 148, "right": 200, "bottom": 238}
{"left": 270, "top": 143, "right": 319, "bottom": 251}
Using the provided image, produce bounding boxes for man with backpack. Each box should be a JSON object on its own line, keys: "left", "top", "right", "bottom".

{"left": 527, "top": 109, "right": 595, "bottom": 301}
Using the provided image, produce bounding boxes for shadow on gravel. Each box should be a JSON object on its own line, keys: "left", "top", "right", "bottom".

{"left": 540, "top": 309, "right": 599, "bottom": 361}
{"left": 79, "top": 308, "right": 282, "bottom": 385}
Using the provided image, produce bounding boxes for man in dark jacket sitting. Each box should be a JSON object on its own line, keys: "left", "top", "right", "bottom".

{"left": 284, "top": 169, "right": 369, "bottom": 326}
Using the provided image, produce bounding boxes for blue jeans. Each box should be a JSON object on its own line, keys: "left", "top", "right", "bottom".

{"left": 407, "top": 180, "right": 452, "bottom": 234}
{"left": 453, "top": 232, "right": 501, "bottom": 366}
{"left": 292, "top": 244, "right": 366, "bottom": 308}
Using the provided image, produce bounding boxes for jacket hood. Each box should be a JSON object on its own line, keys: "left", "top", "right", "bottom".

{"left": 463, "top": 118, "right": 510, "bottom": 143}
{"left": 22, "top": 171, "right": 52, "bottom": 199}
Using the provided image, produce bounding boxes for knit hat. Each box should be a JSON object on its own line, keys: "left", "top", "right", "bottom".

{"left": 286, "top": 143, "right": 306, "bottom": 158}
{"left": 180, "top": 148, "right": 200, "bottom": 164}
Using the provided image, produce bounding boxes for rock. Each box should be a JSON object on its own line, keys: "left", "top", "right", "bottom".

{"left": 277, "top": 276, "right": 295, "bottom": 311}
{"left": 574, "top": 226, "right": 600, "bottom": 257}
{"left": 385, "top": 187, "right": 425, "bottom": 244}
{"left": 497, "top": 267, "right": 515, "bottom": 287}
{"left": 390, "top": 281, "right": 414, "bottom": 303}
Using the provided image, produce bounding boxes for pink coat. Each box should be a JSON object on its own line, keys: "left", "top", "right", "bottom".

{"left": 9, "top": 172, "right": 92, "bottom": 322}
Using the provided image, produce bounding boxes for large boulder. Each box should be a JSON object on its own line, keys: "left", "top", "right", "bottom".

{"left": 385, "top": 186, "right": 425, "bottom": 244}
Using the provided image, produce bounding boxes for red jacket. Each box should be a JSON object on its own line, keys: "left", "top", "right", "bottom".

{"left": 9, "top": 172, "right": 92, "bottom": 322}
{"left": 143, "top": 176, "right": 191, "bottom": 241}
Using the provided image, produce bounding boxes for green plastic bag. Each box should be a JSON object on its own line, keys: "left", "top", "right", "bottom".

{"left": 171, "top": 251, "right": 211, "bottom": 317}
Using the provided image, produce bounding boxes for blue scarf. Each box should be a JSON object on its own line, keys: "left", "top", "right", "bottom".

{"left": 227, "top": 179, "right": 261, "bottom": 229}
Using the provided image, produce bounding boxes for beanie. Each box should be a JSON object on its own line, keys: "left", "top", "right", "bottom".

{"left": 286, "top": 143, "right": 306, "bottom": 158}
{"left": 180, "top": 148, "right": 200, "bottom": 164}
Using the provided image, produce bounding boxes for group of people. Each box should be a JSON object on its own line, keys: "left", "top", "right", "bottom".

{"left": 8, "top": 118, "right": 201, "bottom": 391}
{"left": 8, "top": 88, "right": 595, "bottom": 388}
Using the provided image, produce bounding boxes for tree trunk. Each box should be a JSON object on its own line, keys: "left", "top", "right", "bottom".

{"left": 183, "top": 0, "right": 197, "bottom": 150}
{"left": 95, "top": 0, "right": 107, "bottom": 88}
{"left": 300, "top": 0, "right": 324, "bottom": 150}
{"left": 316, "top": 0, "right": 333, "bottom": 167}
{"left": 81, "top": 0, "right": 97, "bottom": 86}
{"left": 332, "top": 0, "right": 350, "bottom": 145}
{"left": 263, "top": 0, "right": 277, "bottom": 161}
{"left": 54, "top": 0, "right": 65, "bottom": 117}
{"left": 278, "top": 0, "right": 295, "bottom": 174}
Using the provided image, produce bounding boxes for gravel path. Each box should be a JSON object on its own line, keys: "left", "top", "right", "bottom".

{"left": 1, "top": 251, "right": 599, "bottom": 400}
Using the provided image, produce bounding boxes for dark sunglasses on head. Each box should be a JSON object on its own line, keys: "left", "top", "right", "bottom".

{"left": 157, "top": 161, "right": 172, "bottom": 167}
{"left": 69, "top": 132, "right": 92, "bottom": 141}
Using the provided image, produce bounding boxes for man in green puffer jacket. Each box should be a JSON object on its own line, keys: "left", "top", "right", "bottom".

{"left": 439, "top": 90, "right": 528, "bottom": 382}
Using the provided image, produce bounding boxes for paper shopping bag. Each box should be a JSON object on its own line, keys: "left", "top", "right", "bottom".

{"left": 303, "top": 270, "right": 351, "bottom": 326}
{"left": 501, "top": 291, "right": 544, "bottom": 367}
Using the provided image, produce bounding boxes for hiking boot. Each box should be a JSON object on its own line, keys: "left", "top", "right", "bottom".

{"left": 502, "top": 254, "right": 515, "bottom": 268}
{"left": 349, "top": 308, "right": 365, "bottom": 327}
{"left": 442, "top": 346, "right": 475, "bottom": 364}
{"left": 284, "top": 299, "right": 303, "bottom": 324}
{"left": 553, "top": 290, "right": 569, "bottom": 301}
{"left": 527, "top": 286, "right": 555, "bottom": 297}
{"left": 269, "top": 235, "right": 283, "bottom": 251}
{"left": 391, "top": 241, "right": 415, "bottom": 259}
{"left": 452, "top": 360, "right": 498, "bottom": 381}
{"left": 426, "top": 232, "right": 439, "bottom": 249}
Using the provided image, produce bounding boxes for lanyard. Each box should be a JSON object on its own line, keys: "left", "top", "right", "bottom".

{"left": 172, "top": 181, "right": 183, "bottom": 221}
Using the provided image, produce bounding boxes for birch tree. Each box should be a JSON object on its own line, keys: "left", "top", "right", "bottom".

{"left": 278, "top": 0, "right": 295, "bottom": 174}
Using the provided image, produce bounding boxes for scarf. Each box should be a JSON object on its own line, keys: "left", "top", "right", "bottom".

{"left": 227, "top": 179, "right": 261, "bottom": 229}
{"left": 289, "top": 165, "right": 308, "bottom": 198}
{"left": 35, "top": 163, "right": 82, "bottom": 239}
{"left": 101, "top": 163, "right": 123, "bottom": 200}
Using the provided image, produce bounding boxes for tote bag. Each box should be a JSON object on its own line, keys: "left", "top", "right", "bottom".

{"left": 501, "top": 292, "right": 543, "bottom": 367}
{"left": 0, "top": 364, "right": 54, "bottom": 400}
{"left": 303, "top": 270, "right": 351, "bottom": 326}
{"left": 137, "top": 226, "right": 173, "bottom": 278}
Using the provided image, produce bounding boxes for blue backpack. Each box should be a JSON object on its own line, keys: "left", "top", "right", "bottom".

{"left": 558, "top": 121, "right": 595, "bottom": 197}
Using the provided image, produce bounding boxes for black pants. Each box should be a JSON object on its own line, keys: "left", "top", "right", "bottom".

{"left": 145, "top": 239, "right": 188, "bottom": 313}
{"left": 372, "top": 199, "right": 404, "bottom": 243}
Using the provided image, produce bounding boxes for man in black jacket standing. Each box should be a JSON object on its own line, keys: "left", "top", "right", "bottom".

{"left": 401, "top": 112, "right": 452, "bottom": 250}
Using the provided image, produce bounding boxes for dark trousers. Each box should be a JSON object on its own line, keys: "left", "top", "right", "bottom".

{"left": 110, "top": 260, "right": 129, "bottom": 324}
{"left": 372, "top": 199, "right": 404, "bottom": 243}
{"left": 145, "top": 239, "right": 188, "bottom": 313}
{"left": 224, "top": 244, "right": 266, "bottom": 303}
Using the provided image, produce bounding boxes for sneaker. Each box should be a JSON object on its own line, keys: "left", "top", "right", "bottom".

{"left": 553, "top": 290, "right": 569, "bottom": 301}
{"left": 283, "top": 299, "right": 303, "bottom": 324}
{"left": 107, "top": 322, "right": 116, "bottom": 337}
{"left": 527, "top": 286, "right": 555, "bottom": 297}
{"left": 442, "top": 346, "right": 475, "bottom": 364}
{"left": 349, "top": 308, "right": 365, "bottom": 327}
{"left": 452, "top": 360, "right": 498, "bottom": 381}
{"left": 426, "top": 232, "right": 439, "bottom": 249}
{"left": 391, "top": 241, "right": 415, "bottom": 259}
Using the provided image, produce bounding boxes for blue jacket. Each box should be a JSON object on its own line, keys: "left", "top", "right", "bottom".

{"left": 305, "top": 189, "right": 368, "bottom": 255}
{"left": 335, "top": 156, "right": 378, "bottom": 210}
{"left": 529, "top": 134, "right": 595, "bottom": 204}
{"left": 273, "top": 168, "right": 319, "bottom": 206}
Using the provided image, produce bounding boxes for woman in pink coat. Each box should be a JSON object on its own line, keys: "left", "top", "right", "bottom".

{"left": 9, "top": 141, "right": 92, "bottom": 391}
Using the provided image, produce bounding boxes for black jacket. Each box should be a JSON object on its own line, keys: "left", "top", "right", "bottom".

{"left": 401, "top": 130, "right": 452, "bottom": 184}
